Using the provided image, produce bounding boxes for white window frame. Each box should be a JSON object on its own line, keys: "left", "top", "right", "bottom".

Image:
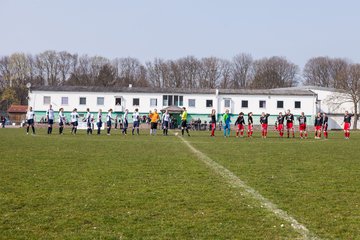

{"left": 133, "top": 98, "right": 140, "bottom": 106}
{"left": 43, "top": 96, "right": 51, "bottom": 105}
{"left": 259, "top": 100, "right": 266, "bottom": 109}
{"left": 224, "top": 99, "right": 231, "bottom": 108}
{"left": 61, "top": 97, "right": 68, "bottom": 105}
{"left": 79, "top": 97, "right": 86, "bottom": 105}
{"left": 188, "top": 99, "right": 196, "bottom": 108}
{"left": 150, "top": 98, "right": 157, "bottom": 107}
{"left": 241, "top": 100, "right": 248, "bottom": 108}
{"left": 97, "top": 97, "right": 105, "bottom": 106}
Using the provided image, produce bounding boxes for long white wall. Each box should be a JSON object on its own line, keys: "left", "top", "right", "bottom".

{"left": 29, "top": 90, "right": 320, "bottom": 127}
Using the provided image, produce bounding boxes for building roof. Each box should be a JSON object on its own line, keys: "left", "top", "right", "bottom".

{"left": 160, "top": 105, "right": 184, "bottom": 113}
{"left": 31, "top": 85, "right": 315, "bottom": 96}
{"left": 7, "top": 105, "right": 28, "bottom": 113}
{"left": 272, "top": 85, "right": 347, "bottom": 93}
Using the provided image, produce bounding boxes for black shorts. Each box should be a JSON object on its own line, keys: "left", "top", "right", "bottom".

{"left": 71, "top": 121, "right": 78, "bottom": 127}
{"left": 181, "top": 120, "right": 187, "bottom": 128}
{"left": 48, "top": 119, "right": 54, "bottom": 125}
{"left": 27, "top": 119, "right": 34, "bottom": 125}
{"left": 151, "top": 122, "right": 158, "bottom": 129}
{"left": 106, "top": 121, "right": 111, "bottom": 127}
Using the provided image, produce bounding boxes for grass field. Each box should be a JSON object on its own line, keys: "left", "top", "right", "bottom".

{"left": 0, "top": 127, "right": 359, "bottom": 239}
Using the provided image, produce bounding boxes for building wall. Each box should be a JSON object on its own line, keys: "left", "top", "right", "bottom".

{"left": 29, "top": 90, "right": 317, "bottom": 126}
{"left": 309, "top": 89, "right": 359, "bottom": 129}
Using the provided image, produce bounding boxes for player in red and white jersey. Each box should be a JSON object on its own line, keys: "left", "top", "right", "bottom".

{"left": 314, "top": 112, "right": 323, "bottom": 139}
{"left": 276, "top": 112, "right": 285, "bottom": 137}
{"left": 297, "top": 112, "right": 308, "bottom": 139}
{"left": 343, "top": 111, "right": 354, "bottom": 139}
{"left": 259, "top": 112, "right": 270, "bottom": 138}
{"left": 235, "top": 112, "right": 245, "bottom": 137}
{"left": 285, "top": 109, "right": 295, "bottom": 138}
{"left": 322, "top": 113, "right": 329, "bottom": 139}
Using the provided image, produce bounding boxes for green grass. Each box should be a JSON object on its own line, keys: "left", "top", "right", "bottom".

{"left": 0, "top": 128, "right": 359, "bottom": 239}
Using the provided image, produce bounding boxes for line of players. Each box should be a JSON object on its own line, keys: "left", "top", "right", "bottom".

{"left": 25, "top": 105, "right": 354, "bottom": 139}
{"left": 25, "top": 105, "right": 176, "bottom": 137}
{"left": 221, "top": 109, "right": 354, "bottom": 139}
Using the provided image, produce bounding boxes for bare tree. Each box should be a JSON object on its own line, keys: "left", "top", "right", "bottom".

{"left": 219, "top": 59, "right": 232, "bottom": 88}
{"left": 58, "top": 51, "right": 78, "bottom": 84}
{"left": 199, "top": 57, "right": 222, "bottom": 88}
{"left": 251, "top": 56, "right": 299, "bottom": 89}
{"left": 177, "top": 56, "right": 201, "bottom": 89}
{"left": 303, "top": 57, "right": 349, "bottom": 88}
{"left": 232, "top": 53, "right": 253, "bottom": 88}
{"left": 0, "top": 56, "right": 11, "bottom": 88}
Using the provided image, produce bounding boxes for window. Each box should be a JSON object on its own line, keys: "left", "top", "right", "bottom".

{"left": 277, "top": 101, "right": 284, "bottom": 108}
{"left": 133, "top": 98, "right": 140, "bottom": 106}
{"left": 162, "top": 95, "right": 183, "bottom": 106}
{"left": 43, "top": 96, "right": 51, "bottom": 105}
{"left": 206, "top": 100, "right": 213, "bottom": 108}
{"left": 241, "top": 100, "right": 248, "bottom": 108}
{"left": 179, "top": 96, "right": 184, "bottom": 106}
{"left": 259, "top": 100, "right": 266, "bottom": 108}
{"left": 150, "top": 98, "right": 157, "bottom": 107}
{"left": 61, "top": 97, "right": 68, "bottom": 105}
{"left": 79, "top": 97, "right": 86, "bottom": 105}
{"left": 224, "top": 99, "right": 231, "bottom": 108}
{"left": 188, "top": 99, "right": 196, "bottom": 107}
{"left": 163, "top": 95, "right": 168, "bottom": 106}
{"left": 97, "top": 97, "right": 104, "bottom": 105}
{"left": 295, "top": 101, "right": 301, "bottom": 109}
{"left": 115, "top": 97, "right": 122, "bottom": 105}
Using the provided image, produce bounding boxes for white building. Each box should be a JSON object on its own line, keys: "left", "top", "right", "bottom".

{"left": 27, "top": 85, "right": 357, "bottom": 129}
{"left": 275, "top": 86, "right": 359, "bottom": 129}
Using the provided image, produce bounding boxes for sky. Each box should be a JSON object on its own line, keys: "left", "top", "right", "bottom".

{"left": 1, "top": 0, "right": 360, "bottom": 68}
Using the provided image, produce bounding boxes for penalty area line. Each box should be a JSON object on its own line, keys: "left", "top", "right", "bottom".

{"left": 179, "top": 136, "right": 320, "bottom": 240}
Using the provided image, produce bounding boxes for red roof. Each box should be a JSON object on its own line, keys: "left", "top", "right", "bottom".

{"left": 7, "top": 105, "right": 28, "bottom": 113}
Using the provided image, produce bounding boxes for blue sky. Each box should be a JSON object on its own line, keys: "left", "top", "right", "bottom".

{"left": 1, "top": 0, "right": 360, "bottom": 68}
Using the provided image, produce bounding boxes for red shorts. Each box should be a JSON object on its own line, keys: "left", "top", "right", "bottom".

{"left": 248, "top": 124, "right": 253, "bottom": 131}
{"left": 286, "top": 122, "right": 293, "bottom": 129}
{"left": 237, "top": 124, "right": 244, "bottom": 130}
{"left": 299, "top": 124, "right": 306, "bottom": 131}
{"left": 278, "top": 124, "right": 284, "bottom": 131}
{"left": 261, "top": 123, "right": 268, "bottom": 130}
{"left": 344, "top": 122, "right": 350, "bottom": 131}
{"left": 315, "top": 125, "right": 322, "bottom": 131}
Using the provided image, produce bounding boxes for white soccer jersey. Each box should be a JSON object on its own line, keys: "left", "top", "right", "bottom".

{"left": 58, "top": 111, "right": 65, "bottom": 123}
{"left": 85, "top": 112, "right": 91, "bottom": 122}
{"left": 97, "top": 112, "right": 102, "bottom": 123}
{"left": 46, "top": 109, "right": 55, "bottom": 120}
{"left": 70, "top": 112, "right": 79, "bottom": 122}
{"left": 107, "top": 112, "right": 112, "bottom": 122}
{"left": 162, "top": 113, "right": 170, "bottom": 122}
{"left": 133, "top": 112, "right": 139, "bottom": 122}
{"left": 124, "top": 112, "right": 128, "bottom": 120}
{"left": 26, "top": 111, "right": 35, "bottom": 120}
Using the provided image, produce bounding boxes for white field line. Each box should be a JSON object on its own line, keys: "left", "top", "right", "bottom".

{"left": 179, "top": 136, "right": 320, "bottom": 240}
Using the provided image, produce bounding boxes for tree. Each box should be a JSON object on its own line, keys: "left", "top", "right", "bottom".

{"left": 97, "top": 64, "right": 116, "bottom": 87}
{"left": 0, "top": 87, "right": 19, "bottom": 111}
{"left": 232, "top": 53, "right": 253, "bottom": 88}
{"left": 251, "top": 56, "right": 299, "bottom": 89}
{"left": 303, "top": 57, "right": 348, "bottom": 88}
